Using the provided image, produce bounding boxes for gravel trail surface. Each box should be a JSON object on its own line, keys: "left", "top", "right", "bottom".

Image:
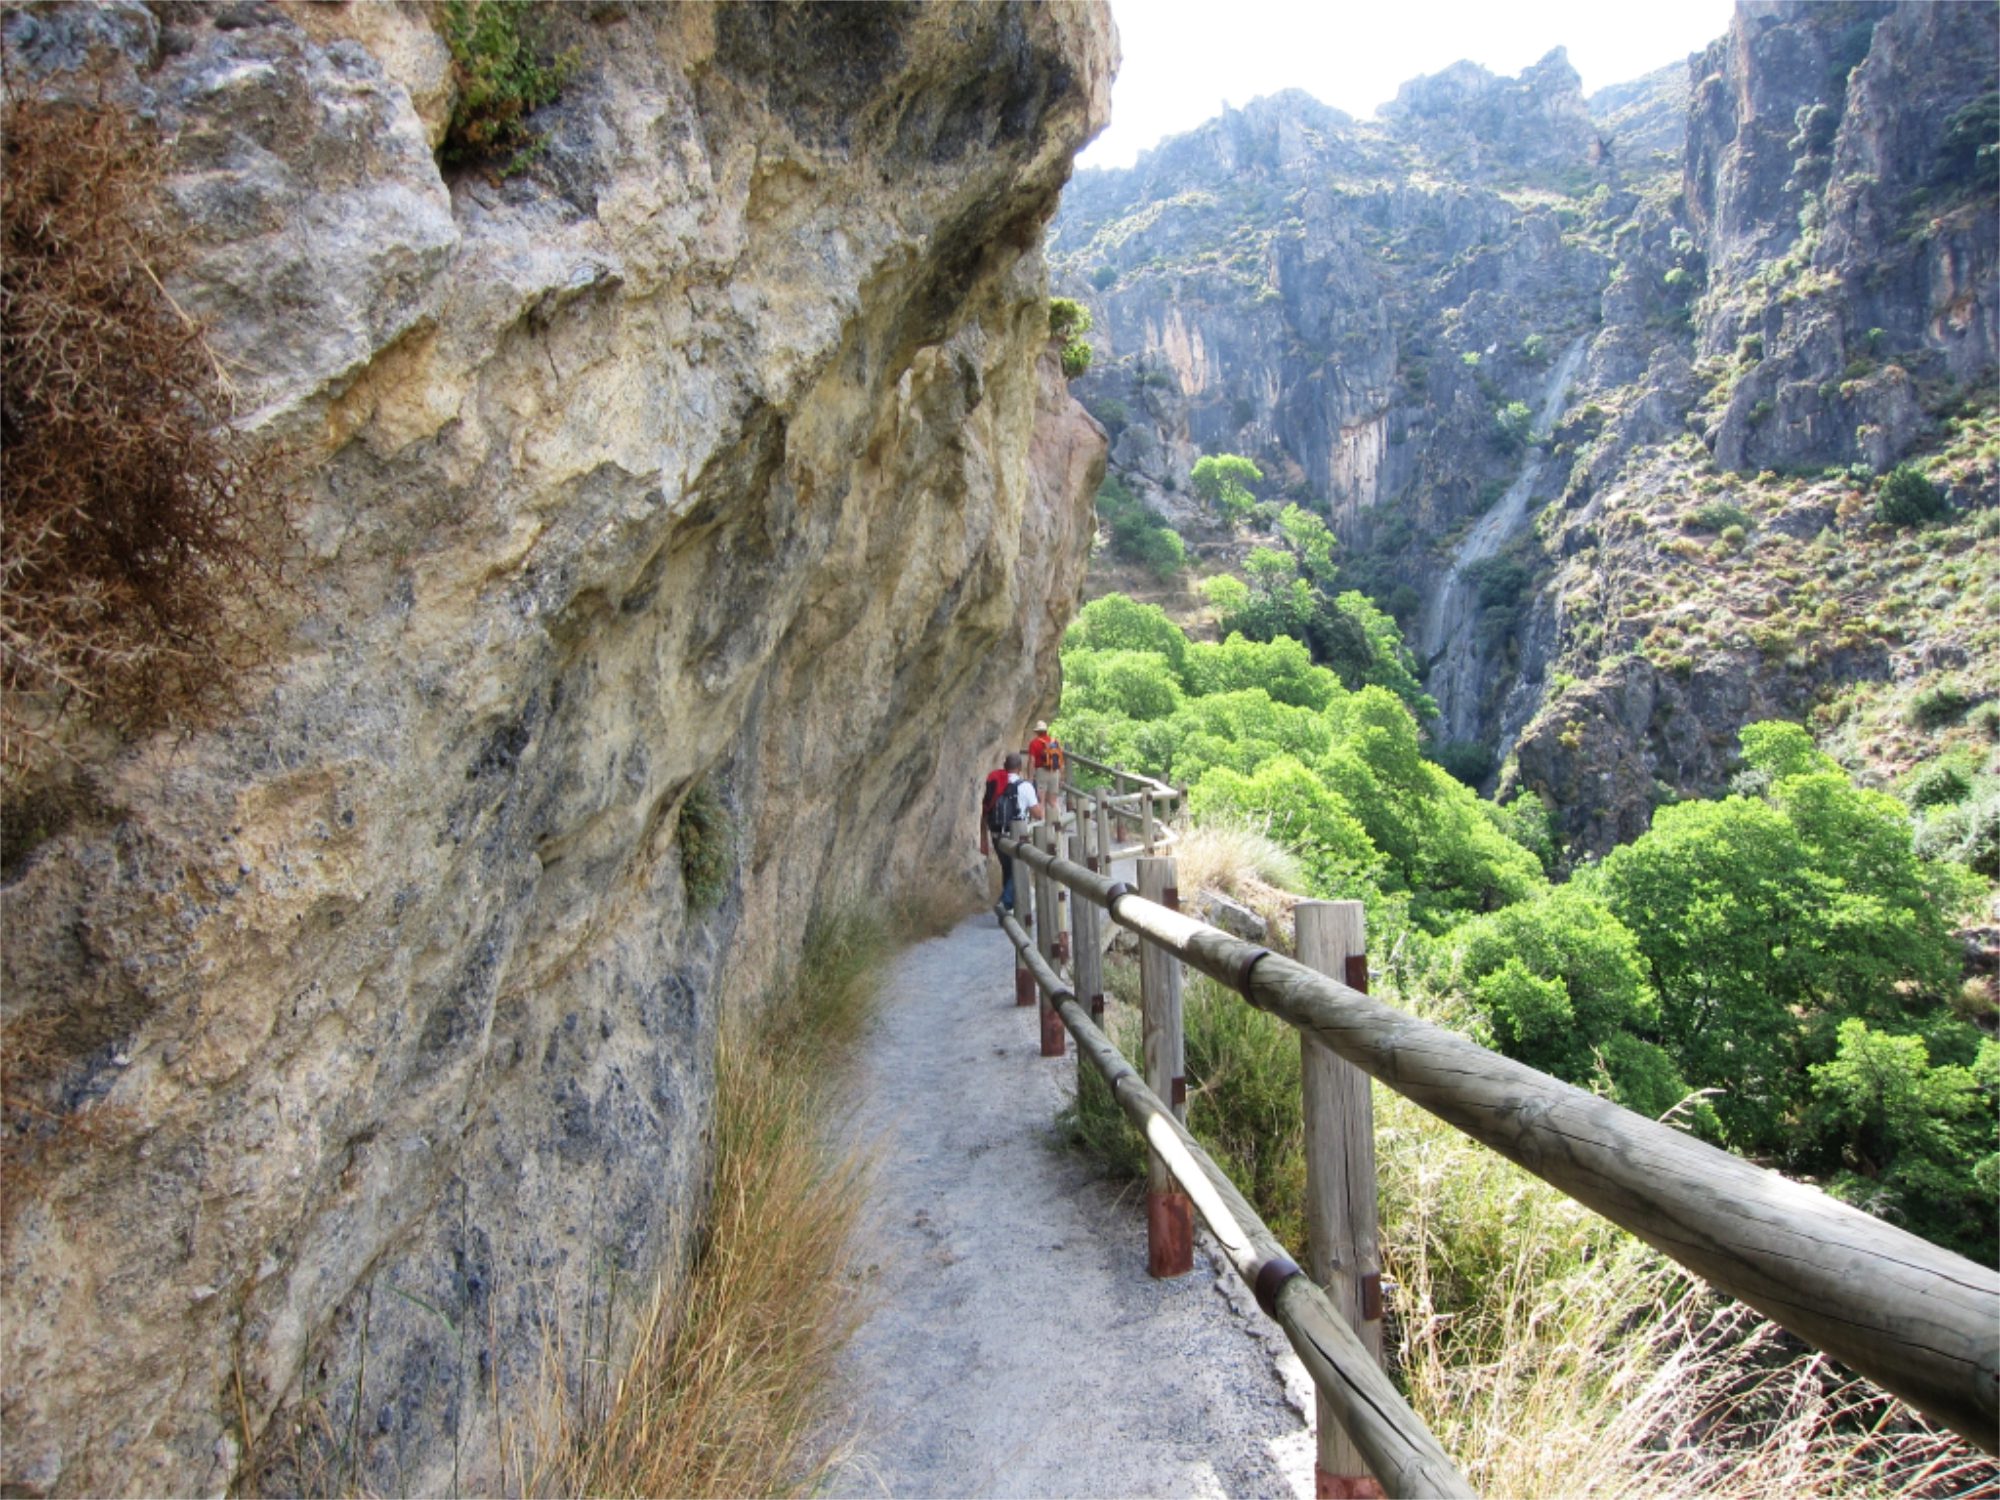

{"left": 827, "top": 910, "right": 1316, "bottom": 1500}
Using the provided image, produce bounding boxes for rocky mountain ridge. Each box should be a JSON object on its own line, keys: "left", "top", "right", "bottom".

{"left": 0, "top": 4, "right": 1112, "bottom": 1494}
{"left": 1052, "top": 0, "right": 1996, "bottom": 852}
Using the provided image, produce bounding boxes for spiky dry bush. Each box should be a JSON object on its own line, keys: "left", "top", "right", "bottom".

{"left": 1, "top": 74, "right": 282, "bottom": 787}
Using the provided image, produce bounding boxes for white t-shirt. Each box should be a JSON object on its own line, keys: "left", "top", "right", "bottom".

{"left": 1012, "top": 777, "right": 1040, "bottom": 820}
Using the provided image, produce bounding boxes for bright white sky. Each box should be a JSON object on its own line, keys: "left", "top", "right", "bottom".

{"left": 1079, "top": 0, "right": 1738, "bottom": 170}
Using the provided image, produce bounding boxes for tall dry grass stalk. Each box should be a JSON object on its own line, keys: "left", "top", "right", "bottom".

{"left": 1377, "top": 1054, "right": 1994, "bottom": 1498}
{"left": 518, "top": 909, "right": 888, "bottom": 1499}
{"left": 1172, "top": 816, "right": 1305, "bottom": 938}
{"left": 1064, "top": 925, "right": 1996, "bottom": 1495}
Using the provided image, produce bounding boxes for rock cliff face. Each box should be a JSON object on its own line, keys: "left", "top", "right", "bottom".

{"left": 1507, "top": 0, "right": 1997, "bottom": 846}
{"left": 1052, "top": 1, "right": 1995, "bottom": 851}
{"left": 1050, "top": 51, "right": 1619, "bottom": 748}
{"left": 0, "top": 4, "right": 1112, "bottom": 1495}
{"left": 1054, "top": 61, "right": 1612, "bottom": 541}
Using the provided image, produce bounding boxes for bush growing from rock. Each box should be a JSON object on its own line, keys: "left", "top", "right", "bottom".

{"left": 1687, "top": 500, "right": 1752, "bottom": 533}
{"left": 1, "top": 79, "right": 285, "bottom": 786}
{"left": 677, "top": 779, "right": 735, "bottom": 914}
{"left": 1875, "top": 464, "right": 1948, "bottom": 526}
{"left": 439, "top": 0, "right": 578, "bottom": 172}
{"left": 1049, "top": 297, "right": 1094, "bottom": 377}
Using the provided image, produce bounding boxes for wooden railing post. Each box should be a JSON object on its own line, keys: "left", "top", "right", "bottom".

{"left": 1009, "top": 815, "right": 1034, "bottom": 1004}
{"left": 1044, "top": 775, "right": 1070, "bottom": 967}
{"left": 1036, "top": 791, "right": 1065, "bottom": 1058}
{"left": 1093, "top": 788, "right": 1112, "bottom": 885}
{"left": 1142, "top": 789, "right": 1156, "bottom": 854}
{"left": 1137, "top": 854, "right": 1191, "bottom": 1277}
{"left": 1068, "top": 792, "right": 1105, "bottom": 1089}
{"left": 1298, "top": 901, "right": 1385, "bottom": 1499}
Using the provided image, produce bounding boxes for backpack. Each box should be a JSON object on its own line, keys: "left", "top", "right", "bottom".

{"left": 985, "top": 775, "right": 1021, "bottom": 838}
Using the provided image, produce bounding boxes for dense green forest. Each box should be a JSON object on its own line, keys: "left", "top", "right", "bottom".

{"left": 1055, "top": 593, "right": 1997, "bottom": 1264}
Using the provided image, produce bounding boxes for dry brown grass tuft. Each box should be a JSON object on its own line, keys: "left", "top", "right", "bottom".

{"left": 1379, "top": 1079, "right": 1997, "bottom": 1497}
{"left": 1, "top": 70, "right": 285, "bottom": 788}
{"left": 1173, "top": 814, "right": 1307, "bottom": 940}
{"left": 516, "top": 908, "right": 888, "bottom": 1499}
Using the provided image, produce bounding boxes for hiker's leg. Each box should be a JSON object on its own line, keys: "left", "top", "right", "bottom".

{"left": 997, "top": 849, "right": 1015, "bottom": 910}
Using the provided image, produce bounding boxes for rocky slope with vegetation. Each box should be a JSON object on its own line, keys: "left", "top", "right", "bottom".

{"left": 1045, "top": 2, "right": 1998, "bottom": 1420}
{"left": 1051, "top": 0, "right": 1996, "bottom": 860}
{"left": 0, "top": 3, "right": 1111, "bottom": 1494}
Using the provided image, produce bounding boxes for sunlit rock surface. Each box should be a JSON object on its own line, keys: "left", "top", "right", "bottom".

{"left": 0, "top": 3, "right": 1112, "bottom": 1493}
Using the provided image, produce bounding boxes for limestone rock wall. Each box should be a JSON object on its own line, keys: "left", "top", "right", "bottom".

{"left": 0, "top": 3, "right": 1112, "bottom": 1494}
{"left": 1052, "top": 70, "right": 1613, "bottom": 555}
{"left": 1687, "top": 0, "right": 1999, "bottom": 473}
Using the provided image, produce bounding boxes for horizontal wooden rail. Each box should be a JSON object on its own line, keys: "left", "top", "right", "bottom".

{"left": 998, "top": 911, "right": 1473, "bottom": 1498}
{"left": 1063, "top": 750, "right": 1177, "bottom": 798}
{"left": 998, "top": 834, "right": 2000, "bottom": 1454}
{"left": 1050, "top": 774, "right": 1182, "bottom": 860}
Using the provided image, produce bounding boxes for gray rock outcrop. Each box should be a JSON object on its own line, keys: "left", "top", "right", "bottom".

{"left": 0, "top": 3, "right": 1113, "bottom": 1495}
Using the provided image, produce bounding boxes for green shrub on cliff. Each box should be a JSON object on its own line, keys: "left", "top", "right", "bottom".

{"left": 1494, "top": 400, "right": 1535, "bottom": 453}
{"left": 1875, "top": 464, "right": 1949, "bottom": 526}
{"left": 439, "top": 0, "right": 578, "bottom": 173}
{"left": 1049, "top": 298, "right": 1094, "bottom": 378}
{"left": 1092, "top": 476, "right": 1184, "bottom": 580}
{"left": 677, "top": 778, "right": 735, "bottom": 913}
{"left": 1191, "top": 452, "right": 1262, "bottom": 524}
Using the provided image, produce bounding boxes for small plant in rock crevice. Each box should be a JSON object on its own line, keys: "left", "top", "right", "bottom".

{"left": 438, "top": 0, "right": 579, "bottom": 174}
{"left": 1050, "top": 296, "right": 1094, "bottom": 378}
{"left": 677, "top": 778, "right": 735, "bottom": 915}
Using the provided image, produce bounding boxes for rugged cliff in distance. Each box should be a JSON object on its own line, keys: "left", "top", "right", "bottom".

{"left": 1508, "top": 0, "right": 1997, "bottom": 847}
{"left": 1053, "top": 0, "right": 1996, "bottom": 852}
{"left": 0, "top": 4, "right": 1112, "bottom": 1495}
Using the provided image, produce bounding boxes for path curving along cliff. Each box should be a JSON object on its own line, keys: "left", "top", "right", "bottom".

{"left": 828, "top": 913, "right": 1314, "bottom": 1499}
{"left": 1418, "top": 336, "right": 1588, "bottom": 746}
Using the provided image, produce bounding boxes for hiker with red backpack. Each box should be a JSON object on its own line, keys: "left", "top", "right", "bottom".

{"left": 1027, "top": 720, "right": 1065, "bottom": 773}
{"left": 980, "top": 751, "right": 1041, "bottom": 916}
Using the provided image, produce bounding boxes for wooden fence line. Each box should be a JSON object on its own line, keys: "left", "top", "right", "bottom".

{"left": 997, "top": 911, "right": 1474, "bottom": 1499}
{"left": 996, "top": 832, "right": 2000, "bottom": 1456}
{"left": 1063, "top": 749, "right": 1177, "bottom": 797}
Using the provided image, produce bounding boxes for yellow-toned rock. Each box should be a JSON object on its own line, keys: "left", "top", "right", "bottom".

{"left": 0, "top": 3, "right": 1115, "bottom": 1494}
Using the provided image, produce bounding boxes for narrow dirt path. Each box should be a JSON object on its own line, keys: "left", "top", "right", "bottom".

{"left": 827, "top": 910, "right": 1315, "bottom": 1499}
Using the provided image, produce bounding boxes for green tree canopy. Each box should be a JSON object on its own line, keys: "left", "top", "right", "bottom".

{"left": 1065, "top": 593, "right": 1189, "bottom": 674}
{"left": 1184, "top": 633, "right": 1341, "bottom": 711}
{"left": 1191, "top": 453, "right": 1263, "bottom": 524}
{"left": 1244, "top": 546, "right": 1298, "bottom": 595}
{"left": 1452, "top": 887, "right": 1699, "bottom": 1122}
{"left": 1059, "top": 648, "right": 1185, "bottom": 722}
{"left": 1808, "top": 1019, "right": 1997, "bottom": 1260}
{"left": 1187, "top": 756, "right": 1383, "bottom": 896}
{"left": 1275, "top": 503, "right": 1339, "bottom": 585}
{"left": 1593, "top": 723, "right": 1977, "bottom": 1151}
{"left": 1321, "top": 688, "right": 1540, "bottom": 927}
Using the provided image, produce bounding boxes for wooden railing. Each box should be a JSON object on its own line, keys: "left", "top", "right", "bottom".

{"left": 990, "top": 787, "right": 2000, "bottom": 1496}
{"left": 1054, "top": 750, "right": 1182, "bottom": 858}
